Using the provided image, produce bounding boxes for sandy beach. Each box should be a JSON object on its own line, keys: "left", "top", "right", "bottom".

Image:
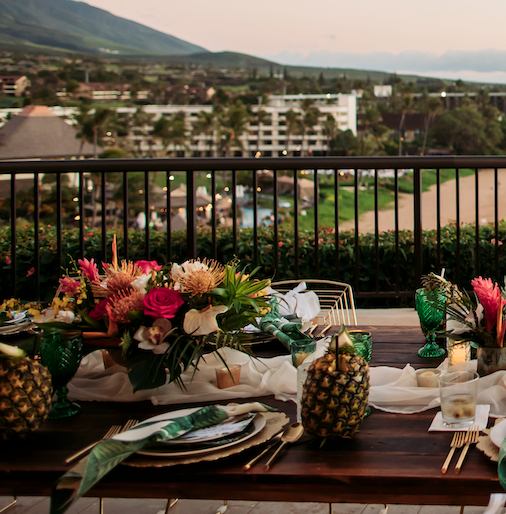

{"left": 339, "top": 169, "right": 506, "bottom": 233}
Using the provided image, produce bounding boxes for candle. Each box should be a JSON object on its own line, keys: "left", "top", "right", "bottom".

{"left": 416, "top": 368, "right": 441, "bottom": 388}
{"left": 215, "top": 364, "right": 241, "bottom": 389}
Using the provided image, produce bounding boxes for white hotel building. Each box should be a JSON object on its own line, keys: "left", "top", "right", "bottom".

{"left": 122, "top": 93, "right": 358, "bottom": 157}
{"left": 0, "top": 93, "right": 358, "bottom": 158}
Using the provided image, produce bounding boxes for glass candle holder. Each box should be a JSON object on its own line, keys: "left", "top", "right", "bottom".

{"left": 215, "top": 364, "right": 241, "bottom": 389}
{"left": 447, "top": 340, "right": 471, "bottom": 367}
{"left": 290, "top": 339, "right": 317, "bottom": 368}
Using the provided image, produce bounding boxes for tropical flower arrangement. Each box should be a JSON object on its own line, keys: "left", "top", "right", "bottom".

{"left": 421, "top": 272, "right": 506, "bottom": 348}
{"left": 17, "top": 246, "right": 271, "bottom": 391}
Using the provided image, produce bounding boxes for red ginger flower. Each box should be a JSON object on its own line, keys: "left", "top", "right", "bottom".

{"left": 79, "top": 258, "right": 100, "bottom": 283}
{"left": 471, "top": 277, "right": 506, "bottom": 333}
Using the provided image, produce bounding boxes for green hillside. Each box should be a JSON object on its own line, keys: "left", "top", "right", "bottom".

{"left": 0, "top": 0, "right": 208, "bottom": 56}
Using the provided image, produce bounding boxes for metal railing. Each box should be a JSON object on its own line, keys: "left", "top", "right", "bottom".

{"left": 1, "top": 155, "right": 506, "bottom": 304}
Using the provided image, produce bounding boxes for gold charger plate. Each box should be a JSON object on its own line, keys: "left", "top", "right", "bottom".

{"left": 124, "top": 411, "right": 289, "bottom": 468}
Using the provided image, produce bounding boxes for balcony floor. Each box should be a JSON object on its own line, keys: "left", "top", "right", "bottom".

{"left": 0, "top": 497, "right": 492, "bottom": 514}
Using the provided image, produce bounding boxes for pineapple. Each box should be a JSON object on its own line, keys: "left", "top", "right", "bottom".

{"left": 301, "top": 326, "right": 369, "bottom": 439}
{"left": 0, "top": 342, "right": 53, "bottom": 440}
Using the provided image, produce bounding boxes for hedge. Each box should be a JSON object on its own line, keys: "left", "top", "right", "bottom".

{"left": 1, "top": 222, "right": 505, "bottom": 306}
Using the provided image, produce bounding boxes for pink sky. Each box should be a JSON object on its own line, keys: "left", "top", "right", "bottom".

{"left": 81, "top": 0, "right": 506, "bottom": 82}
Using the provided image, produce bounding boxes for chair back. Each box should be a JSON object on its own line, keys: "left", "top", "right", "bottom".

{"left": 270, "top": 279, "right": 357, "bottom": 326}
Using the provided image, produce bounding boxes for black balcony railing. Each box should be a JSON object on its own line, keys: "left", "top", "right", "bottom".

{"left": 1, "top": 155, "right": 506, "bottom": 305}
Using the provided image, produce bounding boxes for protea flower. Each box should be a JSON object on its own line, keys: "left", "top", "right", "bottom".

{"left": 171, "top": 259, "right": 225, "bottom": 296}
{"left": 107, "top": 290, "right": 145, "bottom": 325}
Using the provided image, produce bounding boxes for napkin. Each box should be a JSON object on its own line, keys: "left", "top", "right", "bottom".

{"left": 428, "top": 404, "right": 490, "bottom": 431}
{"left": 50, "top": 402, "right": 274, "bottom": 514}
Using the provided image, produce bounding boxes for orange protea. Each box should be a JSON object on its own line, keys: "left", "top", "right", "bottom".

{"left": 92, "top": 260, "right": 145, "bottom": 298}
{"left": 171, "top": 258, "right": 225, "bottom": 296}
{"left": 108, "top": 290, "right": 145, "bottom": 324}
{"left": 106, "top": 272, "right": 137, "bottom": 296}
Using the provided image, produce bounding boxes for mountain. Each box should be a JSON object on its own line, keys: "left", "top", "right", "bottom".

{"left": 0, "top": 0, "right": 208, "bottom": 56}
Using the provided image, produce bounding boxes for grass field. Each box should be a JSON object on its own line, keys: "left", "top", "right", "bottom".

{"left": 149, "top": 168, "right": 475, "bottom": 229}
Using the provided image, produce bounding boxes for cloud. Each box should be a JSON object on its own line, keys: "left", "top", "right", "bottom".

{"left": 260, "top": 49, "right": 506, "bottom": 74}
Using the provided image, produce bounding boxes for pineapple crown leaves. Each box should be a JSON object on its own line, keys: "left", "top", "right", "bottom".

{"left": 0, "top": 341, "right": 26, "bottom": 360}
{"left": 328, "top": 325, "right": 357, "bottom": 356}
{"left": 420, "top": 272, "right": 449, "bottom": 291}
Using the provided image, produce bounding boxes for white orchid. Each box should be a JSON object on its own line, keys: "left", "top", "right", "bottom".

{"left": 183, "top": 305, "right": 228, "bottom": 336}
{"left": 131, "top": 274, "right": 151, "bottom": 294}
{"left": 133, "top": 318, "right": 173, "bottom": 354}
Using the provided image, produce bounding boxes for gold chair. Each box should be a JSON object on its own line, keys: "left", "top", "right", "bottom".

{"left": 270, "top": 279, "right": 357, "bottom": 327}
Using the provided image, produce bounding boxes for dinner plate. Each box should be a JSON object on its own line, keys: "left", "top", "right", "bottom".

{"left": 136, "top": 409, "right": 266, "bottom": 457}
{"left": 490, "top": 419, "right": 506, "bottom": 448}
{"left": 0, "top": 320, "right": 36, "bottom": 335}
{"left": 5, "top": 311, "right": 27, "bottom": 324}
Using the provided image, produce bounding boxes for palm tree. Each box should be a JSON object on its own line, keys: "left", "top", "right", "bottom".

{"left": 218, "top": 100, "right": 251, "bottom": 157}
{"left": 151, "top": 115, "right": 171, "bottom": 155}
{"left": 132, "top": 107, "right": 155, "bottom": 157}
{"left": 193, "top": 110, "right": 217, "bottom": 157}
{"left": 170, "top": 112, "right": 189, "bottom": 156}
{"left": 398, "top": 84, "right": 414, "bottom": 156}
{"left": 285, "top": 109, "right": 301, "bottom": 155}
{"left": 322, "top": 115, "right": 337, "bottom": 156}
{"left": 300, "top": 99, "right": 321, "bottom": 156}
{"left": 75, "top": 104, "right": 115, "bottom": 158}
{"left": 421, "top": 96, "right": 443, "bottom": 156}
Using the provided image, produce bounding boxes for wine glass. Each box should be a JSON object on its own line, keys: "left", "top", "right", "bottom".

{"left": 415, "top": 288, "right": 446, "bottom": 358}
{"left": 40, "top": 329, "right": 83, "bottom": 419}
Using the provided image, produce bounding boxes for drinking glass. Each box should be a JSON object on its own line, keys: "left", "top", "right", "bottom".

{"left": 40, "top": 329, "right": 83, "bottom": 419}
{"left": 438, "top": 370, "right": 479, "bottom": 428}
{"left": 349, "top": 330, "right": 373, "bottom": 416}
{"left": 349, "top": 330, "right": 372, "bottom": 363}
{"left": 415, "top": 288, "right": 446, "bottom": 358}
{"left": 291, "top": 339, "right": 317, "bottom": 423}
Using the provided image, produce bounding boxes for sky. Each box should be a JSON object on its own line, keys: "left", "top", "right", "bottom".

{"left": 82, "top": 0, "right": 506, "bottom": 84}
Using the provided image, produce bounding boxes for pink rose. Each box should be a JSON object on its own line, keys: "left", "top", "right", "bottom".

{"left": 143, "top": 288, "right": 184, "bottom": 319}
{"left": 136, "top": 260, "right": 162, "bottom": 274}
{"left": 89, "top": 298, "right": 112, "bottom": 321}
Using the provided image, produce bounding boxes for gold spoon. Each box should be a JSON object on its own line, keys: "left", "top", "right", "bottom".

{"left": 264, "top": 422, "right": 304, "bottom": 471}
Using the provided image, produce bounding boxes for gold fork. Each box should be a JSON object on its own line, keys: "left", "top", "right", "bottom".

{"left": 441, "top": 431, "right": 467, "bottom": 473}
{"left": 454, "top": 424, "right": 480, "bottom": 474}
{"left": 64, "top": 419, "right": 138, "bottom": 465}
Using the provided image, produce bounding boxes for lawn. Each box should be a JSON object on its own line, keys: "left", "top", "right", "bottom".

{"left": 150, "top": 168, "right": 476, "bottom": 230}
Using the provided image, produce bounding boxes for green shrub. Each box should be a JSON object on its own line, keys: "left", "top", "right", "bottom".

{"left": 1, "top": 223, "right": 505, "bottom": 306}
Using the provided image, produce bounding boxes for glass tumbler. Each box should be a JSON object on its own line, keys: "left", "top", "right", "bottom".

{"left": 291, "top": 339, "right": 317, "bottom": 423}
{"left": 438, "top": 370, "right": 479, "bottom": 428}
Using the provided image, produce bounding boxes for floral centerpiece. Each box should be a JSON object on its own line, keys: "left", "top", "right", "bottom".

{"left": 422, "top": 272, "right": 506, "bottom": 349}
{"left": 18, "top": 246, "right": 271, "bottom": 391}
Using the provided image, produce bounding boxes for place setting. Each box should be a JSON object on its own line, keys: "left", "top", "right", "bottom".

{"left": 125, "top": 405, "right": 289, "bottom": 467}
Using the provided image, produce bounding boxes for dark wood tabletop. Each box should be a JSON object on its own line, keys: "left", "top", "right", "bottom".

{"left": 0, "top": 326, "right": 502, "bottom": 507}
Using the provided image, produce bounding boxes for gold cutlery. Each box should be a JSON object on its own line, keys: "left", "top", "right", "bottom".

{"left": 64, "top": 419, "right": 138, "bottom": 465}
{"left": 454, "top": 424, "right": 479, "bottom": 474}
{"left": 264, "top": 422, "right": 304, "bottom": 471}
{"left": 441, "top": 431, "right": 466, "bottom": 473}
{"left": 243, "top": 431, "right": 284, "bottom": 470}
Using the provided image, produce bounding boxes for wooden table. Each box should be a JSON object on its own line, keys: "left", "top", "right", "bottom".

{"left": 0, "top": 326, "right": 502, "bottom": 507}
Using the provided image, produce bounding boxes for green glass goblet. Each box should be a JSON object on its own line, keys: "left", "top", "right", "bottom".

{"left": 415, "top": 288, "right": 446, "bottom": 358}
{"left": 40, "top": 329, "right": 83, "bottom": 419}
{"left": 349, "top": 330, "right": 373, "bottom": 416}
